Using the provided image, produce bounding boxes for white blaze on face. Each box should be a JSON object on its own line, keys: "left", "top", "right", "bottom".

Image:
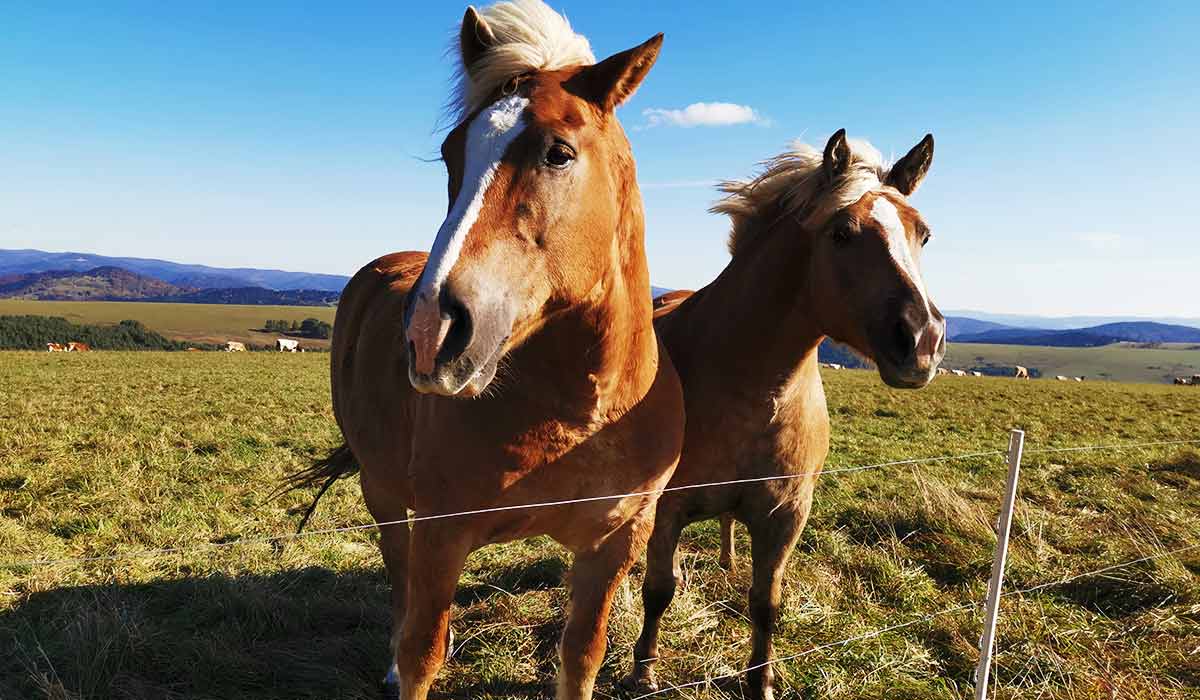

{"left": 870, "top": 195, "right": 930, "bottom": 316}
{"left": 407, "top": 94, "right": 530, "bottom": 374}
{"left": 422, "top": 93, "right": 531, "bottom": 294}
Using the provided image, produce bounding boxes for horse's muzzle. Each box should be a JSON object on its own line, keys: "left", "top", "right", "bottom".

{"left": 404, "top": 283, "right": 512, "bottom": 397}
{"left": 874, "top": 304, "right": 946, "bottom": 389}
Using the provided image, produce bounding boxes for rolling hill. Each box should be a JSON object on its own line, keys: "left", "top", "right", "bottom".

{"left": 0, "top": 249, "right": 349, "bottom": 292}
{"left": 0, "top": 266, "right": 191, "bottom": 300}
{"left": 955, "top": 321, "right": 1200, "bottom": 347}
{"left": 0, "top": 267, "right": 339, "bottom": 306}
{"left": 944, "top": 316, "right": 1013, "bottom": 339}
{"left": 944, "top": 309, "right": 1200, "bottom": 330}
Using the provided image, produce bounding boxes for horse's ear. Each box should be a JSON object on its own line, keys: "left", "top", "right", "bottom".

{"left": 822, "top": 129, "right": 851, "bottom": 183}
{"left": 886, "top": 134, "right": 934, "bottom": 196}
{"left": 460, "top": 6, "right": 498, "bottom": 74}
{"left": 570, "top": 34, "right": 663, "bottom": 112}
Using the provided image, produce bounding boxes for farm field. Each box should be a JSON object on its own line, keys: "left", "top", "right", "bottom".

{"left": 1, "top": 352, "right": 1198, "bottom": 699}
{"left": 946, "top": 341, "right": 1200, "bottom": 384}
{"left": 0, "top": 299, "right": 336, "bottom": 349}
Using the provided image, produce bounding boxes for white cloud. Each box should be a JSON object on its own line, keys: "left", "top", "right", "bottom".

{"left": 641, "top": 102, "right": 770, "bottom": 129}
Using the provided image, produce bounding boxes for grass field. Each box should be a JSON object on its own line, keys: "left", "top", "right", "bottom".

{"left": 1, "top": 353, "right": 1198, "bottom": 699}
{"left": 0, "top": 299, "right": 337, "bottom": 349}
{"left": 946, "top": 341, "right": 1200, "bottom": 384}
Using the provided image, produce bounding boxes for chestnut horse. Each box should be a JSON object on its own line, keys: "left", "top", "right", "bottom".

{"left": 620, "top": 130, "right": 945, "bottom": 700}
{"left": 289, "top": 3, "right": 682, "bottom": 699}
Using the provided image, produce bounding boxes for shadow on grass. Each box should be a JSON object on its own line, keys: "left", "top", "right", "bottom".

{"left": 0, "top": 565, "right": 562, "bottom": 700}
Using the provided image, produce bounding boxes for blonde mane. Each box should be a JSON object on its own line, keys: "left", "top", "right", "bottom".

{"left": 713, "top": 138, "right": 890, "bottom": 256}
{"left": 452, "top": 0, "right": 595, "bottom": 121}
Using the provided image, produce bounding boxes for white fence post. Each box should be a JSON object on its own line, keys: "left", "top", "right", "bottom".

{"left": 973, "top": 429, "right": 1024, "bottom": 700}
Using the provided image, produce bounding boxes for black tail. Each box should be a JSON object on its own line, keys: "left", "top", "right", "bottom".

{"left": 278, "top": 443, "right": 360, "bottom": 535}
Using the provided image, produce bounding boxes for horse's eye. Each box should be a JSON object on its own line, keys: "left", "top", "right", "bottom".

{"left": 921, "top": 233, "right": 932, "bottom": 247}
{"left": 545, "top": 143, "right": 575, "bottom": 169}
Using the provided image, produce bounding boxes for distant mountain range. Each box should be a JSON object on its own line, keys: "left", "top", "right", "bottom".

{"left": 0, "top": 266, "right": 338, "bottom": 306}
{"left": 949, "top": 320, "right": 1200, "bottom": 347}
{"left": 944, "top": 309, "right": 1200, "bottom": 331}
{"left": 0, "top": 249, "right": 349, "bottom": 292}
{"left": 0, "top": 266, "right": 189, "bottom": 300}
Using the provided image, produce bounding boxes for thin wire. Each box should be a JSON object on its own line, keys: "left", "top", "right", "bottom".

{"left": 0, "top": 449, "right": 1004, "bottom": 569}
{"left": 1023, "top": 437, "right": 1200, "bottom": 455}
{"left": 629, "top": 601, "right": 981, "bottom": 698}
{"left": 631, "top": 541, "right": 1200, "bottom": 699}
{"left": 4, "top": 436, "right": 1196, "bottom": 569}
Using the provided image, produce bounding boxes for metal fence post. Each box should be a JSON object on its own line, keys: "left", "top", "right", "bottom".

{"left": 974, "top": 429, "right": 1025, "bottom": 700}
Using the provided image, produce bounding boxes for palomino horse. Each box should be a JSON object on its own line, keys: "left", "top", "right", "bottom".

{"left": 288, "top": 3, "right": 682, "bottom": 699}
{"left": 620, "top": 130, "right": 945, "bottom": 700}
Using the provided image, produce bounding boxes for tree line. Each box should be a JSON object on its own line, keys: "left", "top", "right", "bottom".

{"left": 0, "top": 315, "right": 214, "bottom": 351}
{"left": 263, "top": 318, "right": 332, "bottom": 339}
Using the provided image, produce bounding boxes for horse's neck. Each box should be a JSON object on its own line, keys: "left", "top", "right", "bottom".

{"left": 512, "top": 218, "right": 659, "bottom": 425}
{"left": 665, "top": 215, "right": 824, "bottom": 395}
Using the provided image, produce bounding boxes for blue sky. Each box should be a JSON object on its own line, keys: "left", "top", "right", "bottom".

{"left": 3, "top": 1, "right": 1197, "bottom": 316}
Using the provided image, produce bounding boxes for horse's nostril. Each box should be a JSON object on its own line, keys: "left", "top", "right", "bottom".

{"left": 439, "top": 293, "right": 474, "bottom": 360}
{"left": 892, "top": 320, "right": 915, "bottom": 364}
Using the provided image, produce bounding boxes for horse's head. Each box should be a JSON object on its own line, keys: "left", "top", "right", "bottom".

{"left": 808, "top": 130, "right": 945, "bottom": 388}
{"left": 404, "top": 2, "right": 661, "bottom": 397}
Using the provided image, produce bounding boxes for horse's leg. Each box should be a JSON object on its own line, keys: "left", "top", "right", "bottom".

{"left": 618, "top": 509, "right": 684, "bottom": 694}
{"left": 744, "top": 503, "right": 809, "bottom": 700}
{"left": 360, "top": 474, "right": 411, "bottom": 697}
{"left": 392, "top": 521, "right": 473, "bottom": 700}
{"left": 718, "top": 513, "right": 736, "bottom": 571}
{"left": 557, "top": 515, "right": 652, "bottom": 700}
{"left": 378, "top": 518, "right": 411, "bottom": 696}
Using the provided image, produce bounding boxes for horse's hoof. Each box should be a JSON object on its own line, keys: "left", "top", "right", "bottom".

{"left": 617, "top": 669, "right": 659, "bottom": 696}
{"left": 740, "top": 678, "right": 775, "bottom": 700}
{"left": 380, "top": 680, "right": 400, "bottom": 700}
{"left": 381, "top": 663, "right": 400, "bottom": 700}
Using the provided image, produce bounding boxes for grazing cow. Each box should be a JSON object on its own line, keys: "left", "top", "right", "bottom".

{"left": 1055, "top": 375, "right": 1069, "bottom": 381}
{"left": 66, "top": 342, "right": 90, "bottom": 352}
{"left": 224, "top": 341, "right": 246, "bottom": 352}
{"left": 1074, "top": 376, "right": 1084, "bottom": 382}
{"left": 1193, "top": 374, "right": 1200, "bottom": 384}
{"left": 951, "top": 369, "right": 967, "bottom": 376}
{"left": 936, "top": 367, "right": 949, "bottom": 376}
{"left": 276, "top": 338, "right": 300, "bottom": 352}
{"left": 46, "top": 342, "right": 66, "bottom": 352}
{"left": 1014, "top": 365, "right": 1029, "bottom": 379}
{"left": 827, "top": 363, "right": 843, "bottom": 370}
{"left": 1176, "top": 377, "right": 1192, "bottom": 386}
{"left": 971, "top": 371, "right": 983, "bottom": 377}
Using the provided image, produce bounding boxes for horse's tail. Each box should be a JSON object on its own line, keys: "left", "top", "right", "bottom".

{"left": 278, "top": 442, "right": 360, "bottom": 535}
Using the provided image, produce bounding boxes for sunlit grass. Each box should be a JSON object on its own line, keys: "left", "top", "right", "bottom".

{"left": 1, "top": 353, "right": 1197, "bottom": 699}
